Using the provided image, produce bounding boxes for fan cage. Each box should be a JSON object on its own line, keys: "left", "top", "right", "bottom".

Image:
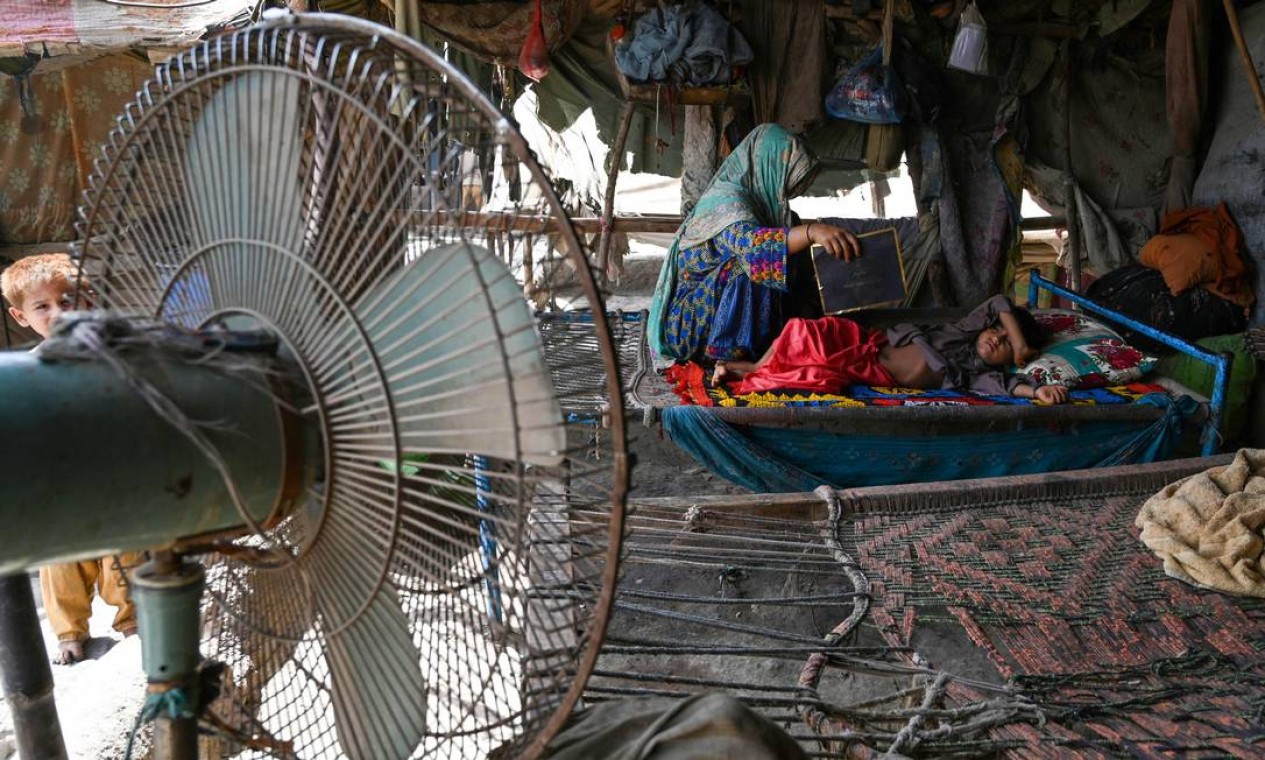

{"left": 71, "top": 14, "right": 629, "bottom": 760}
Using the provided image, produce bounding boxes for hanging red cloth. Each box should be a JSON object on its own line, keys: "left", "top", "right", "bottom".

{"left": 519, "top": 0, "right": 550, "bottom": 81}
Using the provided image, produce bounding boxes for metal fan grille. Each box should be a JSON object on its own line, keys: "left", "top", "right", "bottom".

{"left": 73, "top": 14, "right": 627, "bottom": 759}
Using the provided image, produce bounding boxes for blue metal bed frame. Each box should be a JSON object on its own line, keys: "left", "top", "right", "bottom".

{"left": 1028, "top": 272, "right": 1231, "bottom": 456}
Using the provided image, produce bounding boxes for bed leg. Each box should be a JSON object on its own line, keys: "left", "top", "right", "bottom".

{"left": 1204, "top": 351, "right": 1233, "bottom": 456}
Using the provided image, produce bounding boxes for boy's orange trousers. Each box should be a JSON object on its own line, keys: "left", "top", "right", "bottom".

{"left": 39, "top": 553, "right": 143, "bottom": 642}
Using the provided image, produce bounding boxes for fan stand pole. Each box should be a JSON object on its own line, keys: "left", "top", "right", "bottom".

{"left": 473, "top": 455, "right": 504, "bottom": 623}
{"left": 0, "top": 573, "right": 69, "bottom": 759}
{"left": 132, "top": 552, "right": 207, "bottom": 760}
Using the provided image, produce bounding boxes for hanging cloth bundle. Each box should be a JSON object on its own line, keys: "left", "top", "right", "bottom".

{"left": 823, "top": 0, "right": 903, "bottom": 170}
{"left": 0, "top": 52, "right": 43, "bottom": 129}
{"left": 519, "top": 0, "right": 550, "bottom": 80}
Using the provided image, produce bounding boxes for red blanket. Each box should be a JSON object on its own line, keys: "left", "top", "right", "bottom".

{"left": 730, "top": 317, "right": 895, "bottom": 394}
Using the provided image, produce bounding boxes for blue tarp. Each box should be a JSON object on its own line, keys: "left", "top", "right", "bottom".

{"left": 662, "top": 393, "right": 1197, "bottom": 493}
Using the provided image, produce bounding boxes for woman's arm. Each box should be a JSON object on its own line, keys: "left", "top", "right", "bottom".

{"left": 789, "top": 222, "right": 861, "bottom": 260}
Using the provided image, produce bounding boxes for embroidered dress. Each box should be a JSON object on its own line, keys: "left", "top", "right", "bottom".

{"left": 665, "top": 221, "right": 789, "bottom": 361}
{"left": 648, "top": 123, "right": 819, "bottom": 362}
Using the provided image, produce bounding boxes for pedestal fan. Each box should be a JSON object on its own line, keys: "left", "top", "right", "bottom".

{"left": 0, "top": 12, "right": 627, "bottom": 760}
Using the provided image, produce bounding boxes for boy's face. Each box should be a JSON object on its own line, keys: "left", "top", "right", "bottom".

{"left": 974, "top": 325, "right": 1015, "bottom": 368}
{"left": 8, "top": 278, "right": 82, "bottom": 339}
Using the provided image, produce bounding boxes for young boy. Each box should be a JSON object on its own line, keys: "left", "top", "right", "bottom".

{"left": 2, "top": 253, "right": 141, "bottom": 664}
{"left": 714, "top": 294, "right": 1070, "bottom": 404}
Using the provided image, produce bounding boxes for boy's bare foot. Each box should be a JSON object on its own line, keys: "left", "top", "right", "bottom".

{"left": 712, "top": 360, "right": 758, "bottom": 385}
{"left": 53, "top": 639, "right": 85, "bottom": 665}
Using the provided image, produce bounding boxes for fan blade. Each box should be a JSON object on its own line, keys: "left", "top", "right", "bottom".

{"left": 355, "top": 241, "right": 566, "bottom": 466}
{"left": 183, "top": 70, "right": 306, "bottom": 315}
{"left": 310, "top": 498, "right": 426, "bottom": 759}
{"left": 325, "top": 586, "right": 427, "bottom": 760}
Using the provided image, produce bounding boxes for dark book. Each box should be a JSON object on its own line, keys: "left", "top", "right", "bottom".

{"left": 810, "top": 227, "right": 907, "bottom": 314}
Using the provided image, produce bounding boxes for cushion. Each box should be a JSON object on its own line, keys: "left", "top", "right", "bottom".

{"left": 1019, "top": 310, "right": 1157, "bottom": 389}
{"left": 1139, "top": 232, "right": 1219, "bottom": 296}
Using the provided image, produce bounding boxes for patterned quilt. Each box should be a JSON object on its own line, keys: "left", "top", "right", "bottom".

{"left": 664, "top": 361, "right": 1168, "bottom": 408}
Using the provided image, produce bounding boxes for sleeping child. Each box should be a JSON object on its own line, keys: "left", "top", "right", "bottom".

{"left": 713, "top": 294, "right": 1070, "bottom": 404}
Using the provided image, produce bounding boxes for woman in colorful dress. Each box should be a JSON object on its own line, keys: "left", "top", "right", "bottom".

{"left": 648, "top": 123, "right": 861, "bottom": 363}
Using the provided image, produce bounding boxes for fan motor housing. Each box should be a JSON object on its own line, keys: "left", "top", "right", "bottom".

{"left": 0, "top": 348, "right": 307, "bottom": 573}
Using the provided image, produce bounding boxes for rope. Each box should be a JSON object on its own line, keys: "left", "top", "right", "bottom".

{"left": 123, "top": 688, "right": 196, "bottom": 760}
{"left": 598, "top": 493, "right": 1071, "bottom": 758}
{"left": 682, "top": 504, "right": 708, "bottom": 532}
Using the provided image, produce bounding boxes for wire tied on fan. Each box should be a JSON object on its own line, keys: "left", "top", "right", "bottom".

{"left": 39, "top": 314, "right": 292, "bottom": 553}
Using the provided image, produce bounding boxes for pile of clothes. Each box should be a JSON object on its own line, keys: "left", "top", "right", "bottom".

{"left": 614, "top": 2, "right": 752, "bottom": 86}
{"left": 1088, "top": 203, "right": 1254, "bottom": 350}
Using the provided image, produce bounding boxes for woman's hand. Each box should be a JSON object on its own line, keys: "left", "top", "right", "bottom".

{"left": 805, "top": 223, "right": 861, "bottom": 261}
{"left": 1034, "top": 385, "right": 1069, "bottom": 405}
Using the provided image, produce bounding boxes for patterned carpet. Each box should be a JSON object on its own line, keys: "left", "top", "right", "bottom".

{"left": 833, "top": 468, "right": 1265, "bottom": 757}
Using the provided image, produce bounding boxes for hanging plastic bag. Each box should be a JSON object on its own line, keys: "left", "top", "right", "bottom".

{"left": 948, "top": 2, "right": 988, "bottom": 75}
{"left": 519, "top": 0, "right": 550, "bottom": 81}
{"left": 825, "top": 45, "right": 906, "bottom": 124}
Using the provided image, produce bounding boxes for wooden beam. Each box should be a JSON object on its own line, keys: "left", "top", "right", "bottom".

{"left": 1019, "top": 215, "right": 1065, "bottom": 230}
{"left": 632, "top": 492, "right": 827, "bottom": 522}
{"left": 430, "top": 210, "right": 682, "bottom": 235}
{"left": 0, "top": 242, "right": 74, "bottom": 260}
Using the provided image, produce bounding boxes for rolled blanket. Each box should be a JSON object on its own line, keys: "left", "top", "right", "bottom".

{"left": 1135, "top": 449, "right": 1265, "bottom": 597}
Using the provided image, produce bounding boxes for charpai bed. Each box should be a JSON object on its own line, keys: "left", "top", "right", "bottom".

{"left": 624, "top": 273, "right": 1234, "bottom": 492}
{"left": 592, "top": 455, "right": 1265, "bottom": 758}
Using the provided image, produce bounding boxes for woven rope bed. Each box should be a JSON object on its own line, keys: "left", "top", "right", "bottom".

{"left": 586, "top": 455, "right": 1265, "bottom": 758}
{"left": 535, "top": 307, "right": 1212, "bottom": 439}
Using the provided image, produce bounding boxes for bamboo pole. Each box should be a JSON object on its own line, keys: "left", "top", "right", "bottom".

{"left": 1061, "top": 39, "right": 1080, "bottom": 293}
{"left": 598, "top": 102, "right": 637, "bottom": 284}
{"left": 1222, "top": 0, "right": 1265, "bottom": 126}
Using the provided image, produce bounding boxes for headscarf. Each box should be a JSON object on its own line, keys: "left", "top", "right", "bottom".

{"left": 648, "top": 124, "right": 819, "bottom": 358}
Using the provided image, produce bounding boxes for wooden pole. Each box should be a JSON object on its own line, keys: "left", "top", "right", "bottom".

{"left": 681, "top": 104, "right": 718, "bottom": 216}
{"left": 0, "top": 575, "right": 68, "bottom": 760}
{"left": 598, "top": 102, "right": 636, "bottom": 285}
{"left": 1222, "top": 0, "right": 1265, "bottom": 126}
{"left": 1061, "top": 39, "right": 1081, "bottom": 294}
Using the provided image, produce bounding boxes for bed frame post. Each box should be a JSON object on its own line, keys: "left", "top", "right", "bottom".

{"left": 1029, "top": 272, "right": 1229, "bottom": 456}
{"left": 1208, "top": 353, "right": 1230, "bottom": 456}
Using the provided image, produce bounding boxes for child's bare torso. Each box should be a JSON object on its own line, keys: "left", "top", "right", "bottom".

{"left": 878, "top": 343, "right": 942, "bottom": 388}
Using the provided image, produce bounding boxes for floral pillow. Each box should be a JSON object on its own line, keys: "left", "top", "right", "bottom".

{"left": 1019, "top": 310, "right": 1157, "bottom": 389}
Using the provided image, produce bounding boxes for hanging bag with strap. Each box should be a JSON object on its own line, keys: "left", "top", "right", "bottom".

{"left": 824, "top": 0, "right": 904, "bottom": 124}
